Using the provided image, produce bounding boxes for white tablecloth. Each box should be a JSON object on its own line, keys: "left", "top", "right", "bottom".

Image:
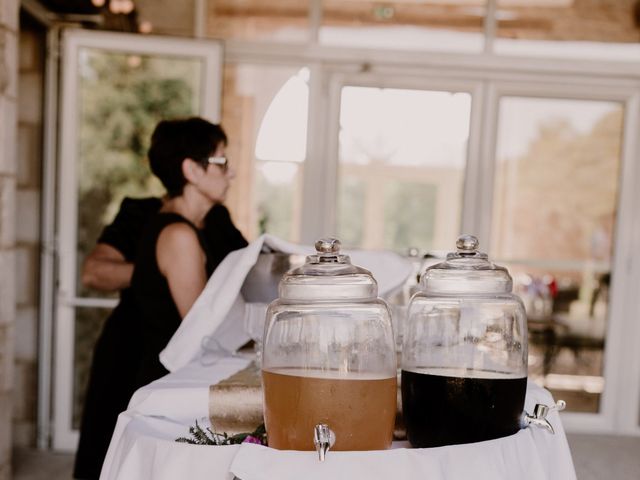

{"left": 160, "top": 234, "right": 413, "bottom": 372}
{"left": 100, "top": 357, "right": 576, "bottom": 480}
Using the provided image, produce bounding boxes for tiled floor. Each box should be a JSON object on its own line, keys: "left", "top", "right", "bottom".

{"left": 13, "top": 448, "right": 74, "bottom": 479}
{"left": 567, "top": 434, "right": 640, "bottom": 480}
{"left": 11, "top": 433, "right": 640, "bottom": 479}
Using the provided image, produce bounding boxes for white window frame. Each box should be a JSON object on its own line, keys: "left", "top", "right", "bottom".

{"left": 50, "top": 28, "right": 223, "bottom": 451}
{"left": 314, "top": 71, "right": 484, "bottom": 243}
{"left": 225, "top": 36, "right": 640, "bottom": 434}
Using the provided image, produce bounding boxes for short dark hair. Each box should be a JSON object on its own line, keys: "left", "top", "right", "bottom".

{"left": 148, "top": 117, "right": 228, "bottom": 197}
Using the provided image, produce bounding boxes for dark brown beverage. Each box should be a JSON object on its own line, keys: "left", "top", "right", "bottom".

{"left": 263, "top": 368, "right": 397, "bottom": 451}
{"left": 401, "top": 367, "right": 526, "bottom": 447}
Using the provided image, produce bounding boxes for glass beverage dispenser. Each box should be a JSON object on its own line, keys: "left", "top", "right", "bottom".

{"left": 262, "top": 238, "right": 397, "bottom": 453}
{"left": 401, "top": 235, "right": 528, "bottom": 447}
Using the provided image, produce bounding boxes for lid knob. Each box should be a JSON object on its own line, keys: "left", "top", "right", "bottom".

{"left": 456, "top": 234, "right": 479, "bottom": 254}
{"left": 315, "top": 237, "right": 341, "bottom": 255}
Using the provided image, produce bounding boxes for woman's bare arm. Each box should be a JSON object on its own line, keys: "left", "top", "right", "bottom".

{"left": 156, "top": 223, "right": 207, "bottom": 318}
{"left": 81, "top": 243, "right": 134, "bottom": 292}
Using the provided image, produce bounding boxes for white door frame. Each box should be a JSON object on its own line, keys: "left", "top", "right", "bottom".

{"left": 50, "top": 28, "right": 223, "bottom": 451}
{"left": 479, "top": 80, "right": 640, "bottom": 434}
{"left": 611, "top": 91, "right": 640, "bottom": 436}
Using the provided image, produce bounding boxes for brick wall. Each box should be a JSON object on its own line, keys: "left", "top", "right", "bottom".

{"left": 13, "top": 23, "right": 44, "bottom": 448}
{"left": 0, "top": 0, "right": 19, "bottom": 477}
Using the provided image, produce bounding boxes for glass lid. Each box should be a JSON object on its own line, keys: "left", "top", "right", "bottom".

{"left": 419, "top": 234, "right": 513, "bottom": 295}
{"left": 278, "top": 238, "right": 378, "bottom": 301}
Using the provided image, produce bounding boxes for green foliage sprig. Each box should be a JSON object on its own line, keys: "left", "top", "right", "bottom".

{"left": 176, "top": 420, "right": 267, "bottom": 446}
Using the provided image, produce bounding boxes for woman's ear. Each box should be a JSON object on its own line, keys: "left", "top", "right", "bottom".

{"left": 182, "top": 158, "right": 204, "bottom": 184}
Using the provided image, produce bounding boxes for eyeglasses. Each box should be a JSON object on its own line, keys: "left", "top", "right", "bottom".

{"left": 206, "top": 156, "right": 229, "bottom": 173}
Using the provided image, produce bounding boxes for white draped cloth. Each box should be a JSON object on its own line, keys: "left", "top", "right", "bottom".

{"left": 101, "top": 357, "right": 576, "bottom": 480}
{"left": 160, "top": 234, "right": 413, "bottom": 372}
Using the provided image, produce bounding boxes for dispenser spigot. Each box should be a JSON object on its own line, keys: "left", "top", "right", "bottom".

{"left": 313, "top": 424, "right": 336, "bottom": 462}
{"left": 521, "top": 400, "right": 566, "bottom": 434}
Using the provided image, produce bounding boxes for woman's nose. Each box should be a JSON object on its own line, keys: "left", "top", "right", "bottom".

{"left": 226, "top": 167, "right": 237, "bottom": 179}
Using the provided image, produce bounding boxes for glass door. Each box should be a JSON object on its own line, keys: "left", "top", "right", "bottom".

{"left": 484, "top": 82, "right": 640, "bottom": 432}
{"left": 53, "top": 29, "right": 223, "bottom": 450}
{"left": 493, "top": 97, "right": 622, "bottom": 411}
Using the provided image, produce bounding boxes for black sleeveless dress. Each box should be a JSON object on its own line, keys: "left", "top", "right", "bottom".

{"left": 74, "top": 201, "right": 246, "bottom": 480}
{"left": 130, "top": 212, "right": 215, "bottom": 388}
{"left": 73, "top": 198, "right": 160, "bottom": 480}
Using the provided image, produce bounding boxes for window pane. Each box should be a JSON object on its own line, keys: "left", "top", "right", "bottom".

{"left": 337, "top": 86, "right": 470, "bottom": 253}
{"left": 255, "top": 161, "right": 304, "bottom": 240}
{"left": 207, "top": 0, "right": 310, "bottom": 42}
{"left": 321, "top": 0, "right": 485, "bottom": 53}
{"left": 222, "top": 64, "right": 309, "bottom": 242}
{"left": 383, "top": 181, "right": 437, "bottom": 252}
{"left": 491, "top": 96, "right": 624, "bottom": 413}
{"left": 76, "top": 49, "right": 203, "bottom": 297}
{"left": 337, "top": 176, "right": 366, "bottom": 247}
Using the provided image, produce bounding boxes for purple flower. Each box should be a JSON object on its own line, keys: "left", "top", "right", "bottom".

{"left": 242, "top": 435, "right": 264, "bottom": 445}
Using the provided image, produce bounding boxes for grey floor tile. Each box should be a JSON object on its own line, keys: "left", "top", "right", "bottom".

{"left": 567, "top": 433, "right": 640, "bottom": 480}
{"left": 13, "top": 449, "right": 74, "bottom": 480}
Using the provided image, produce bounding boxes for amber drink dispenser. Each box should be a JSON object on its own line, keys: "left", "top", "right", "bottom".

{"left": 261, "top": 238, "right": 397, "bottom": 457}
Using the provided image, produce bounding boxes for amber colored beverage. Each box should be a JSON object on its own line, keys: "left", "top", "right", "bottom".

{"left": 263, "top": 368, "right": 397, "bottom": 451}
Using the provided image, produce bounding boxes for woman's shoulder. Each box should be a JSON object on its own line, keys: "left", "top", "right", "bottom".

{"left": 155, "top": 220, "right": 205, "bottom": 274}
{"left": 150, "top": 213, "right": 201, "bottom": 247}
{"left": 109, "top": 196, "right": 163, "bottom": 231}
{"left": 158, "top": 220, "right": 199, "bottom": 242}
{"left": 97, "top": 196, "right": 163, "bottom": 260}
{"left": 136, "top": 214, "right": 203, "bottom": 270}
{"left": 136, "top": 212, "right": 198, "bottom": 251}
{"left": 119, "top": 196, "right": 163, "bottom": 215}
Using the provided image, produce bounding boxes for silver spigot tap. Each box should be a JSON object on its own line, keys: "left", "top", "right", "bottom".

{"left": 521, "top": 400, "right": 566, "bottom": 434}
{"left": 313, "top": 424, "right": 336, "bottom": 462}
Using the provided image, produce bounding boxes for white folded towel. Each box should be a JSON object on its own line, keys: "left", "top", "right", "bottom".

{"left": 160, "top": 234, "right": 412, "bottom": 372}
{"left": 227, "top": 381, "right": 576, "bottom": 480}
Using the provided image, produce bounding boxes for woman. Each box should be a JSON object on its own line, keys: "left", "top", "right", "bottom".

{"left": 130, "top": 117, "right": 236, "bottom": 386}
{"left": 74, "top": 117, "right": 240, "bottom": 479}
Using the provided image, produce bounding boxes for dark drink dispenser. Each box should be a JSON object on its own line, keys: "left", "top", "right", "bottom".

{"left": 401, "top": 235, "right": 528, "bottom": 447}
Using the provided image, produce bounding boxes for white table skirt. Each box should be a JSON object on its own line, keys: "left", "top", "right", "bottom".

{"left": 100, "top": 357, "right": 576, "bottom": 480}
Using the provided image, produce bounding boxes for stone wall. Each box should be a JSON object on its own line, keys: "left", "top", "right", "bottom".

{"left": 0, "top": 0, "right": 19, "bottom": 477}
{"left": 13, "top": 21, "right": 44, "bottom": 448}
